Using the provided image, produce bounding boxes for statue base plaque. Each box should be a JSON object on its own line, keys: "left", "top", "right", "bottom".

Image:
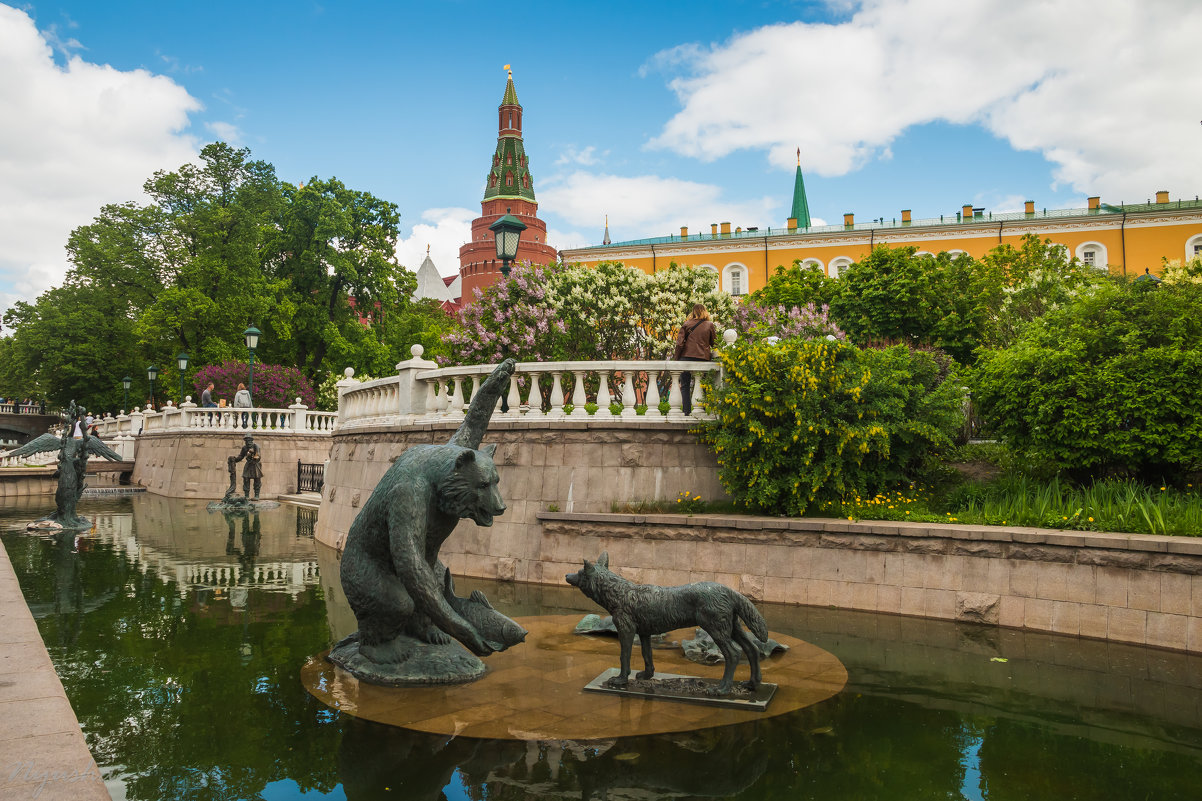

{"left": 583, "top": 668, "right": 777, "bottom": 711}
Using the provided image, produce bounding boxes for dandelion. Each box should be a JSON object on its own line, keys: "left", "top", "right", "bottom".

{"left": 1088, "top": 517, "right": 1094, "bottom": 522}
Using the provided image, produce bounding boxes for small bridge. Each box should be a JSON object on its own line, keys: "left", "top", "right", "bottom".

{"left": 0, "top": 404, "right": 58, "bottom": 447}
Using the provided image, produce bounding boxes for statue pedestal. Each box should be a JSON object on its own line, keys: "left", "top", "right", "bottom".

{"left": 327, "top": 633, "right": 485, "bottom": 687}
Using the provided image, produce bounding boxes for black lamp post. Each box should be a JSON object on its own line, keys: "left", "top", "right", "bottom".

{"left": 176, "top": 352, "right": 189, "bottom": 404}
{"left": 488, "top": 207, "right": 527, "bottom": 278}
{"left": 243, "top": 325, "right": 261, "bottom": 400}
{"left": 147, "top": 365, "right": 159, "bottom": 409}
{"left": 121, "top": 376, "right": 131, "bottom": 412}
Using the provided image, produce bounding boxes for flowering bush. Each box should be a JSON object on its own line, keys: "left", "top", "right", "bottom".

{"left": 193, "top": 361, "right": 317, "bottom": 408}
{"left": 444, "top": 263, "right": 569, "bottom": 364}
{"left": 702, "top": 339, "right": 963, "bottom": 515}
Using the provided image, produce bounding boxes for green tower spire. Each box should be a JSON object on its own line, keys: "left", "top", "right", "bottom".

{"left": 790, "top": 147, "right": 811, "bottom": 229}
{"left": 483, "top": 67, "right": 537, "bottom": 203}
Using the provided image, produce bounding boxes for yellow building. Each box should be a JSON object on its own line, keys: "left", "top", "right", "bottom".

{"left": 560, "top": 164, "right": 1202, "bottom": 296}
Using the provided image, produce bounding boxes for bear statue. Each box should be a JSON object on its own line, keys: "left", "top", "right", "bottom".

{"left": 329, "top": 359, "right": 528, "bottom": 686}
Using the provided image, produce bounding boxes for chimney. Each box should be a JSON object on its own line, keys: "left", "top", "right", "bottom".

{"left": 901, "top": 209, "right": 911, "bottom": 224}
{"left": 720, "top": 222, "right": 732, "bottom": 236}
{"left": 787, "top": 217, "right": 798, "bottom": 231}
{"left": 843, "top": 212, "right": 854, "bottom": 227}
{"left": 680, "top": 226, "right": 688, "bottom": 238}
{"left": 1088, "top": 196, "right": 1100, "bottom": 210}
{"left": 962, "top": 204, "right": 973, "bottom": 219}
{"left": 1024, "top": 200, "right": 1035, "bottom": 214}
{"left": 711, "top": 223, "right": 718, "bottom": 237}
{"left": 1156, "top": 190, "right": 1170, "bottom": 203}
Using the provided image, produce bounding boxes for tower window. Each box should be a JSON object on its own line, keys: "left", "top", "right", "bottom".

{"left": 505, "top": 173, "right": 513, "bottom": 187}
{"left": 506, "top": 153, "right": 512, "bottom": 165}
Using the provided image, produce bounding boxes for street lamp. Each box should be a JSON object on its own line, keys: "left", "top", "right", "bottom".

{"left": 488, "top": 207, "right": 527, "bottom": 278}
{"left": 488, "top": 209, "right": 526, "bottom": 412}
{"left": 121, "top": 376, "right": 131, "bottom": 412}
{"left": 243, "top": 325, "right": 261, "bottom": 401}
{"left": 147, "top": 365, "right": 159, "bottom": 409}
{"left": 176, "top": 352, "right": 189, "bottom": 404}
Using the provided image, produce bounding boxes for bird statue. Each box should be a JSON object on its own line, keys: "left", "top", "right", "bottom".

{"left": 8, "top": 401, "right": 123, "bottom": 529}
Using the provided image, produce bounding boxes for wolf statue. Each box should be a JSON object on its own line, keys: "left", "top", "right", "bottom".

{"left": 566, "top": 552, "right": 768, "bottom": 695}
{"left": 330, "top": 359, "right": 528, "bottom": 686}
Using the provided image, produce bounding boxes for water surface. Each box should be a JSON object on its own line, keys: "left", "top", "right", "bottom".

{"left": 3, "top": 495, "right": 1201, "bottom": 800}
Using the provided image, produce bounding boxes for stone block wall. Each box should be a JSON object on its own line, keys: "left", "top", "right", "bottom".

{"left": 314, "top": 418, "right": 726, "bottom": 581}
{"left": 534, "top": 513, "right": 1202, "bottom": 653}
{"left": 132, "top": 432, "right": 333, "bottom": 499}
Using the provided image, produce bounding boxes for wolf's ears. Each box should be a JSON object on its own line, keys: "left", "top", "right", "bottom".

{"left": 481, "top": 443, "right": 497, "bottom": 457}
{"left": 597, "top": 552, "right": 609, "bottom": 568}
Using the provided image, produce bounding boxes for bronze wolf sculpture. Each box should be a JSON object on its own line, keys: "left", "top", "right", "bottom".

{"left": 566, "top": 552, "right": 768, "bottom": 694}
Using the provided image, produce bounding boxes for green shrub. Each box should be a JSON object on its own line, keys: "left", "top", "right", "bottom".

{"left": 702, "top": 339, "right": 964, "bottom": 515}
{"left": 971, "top": 278, "right": 1202, "bottom": 478}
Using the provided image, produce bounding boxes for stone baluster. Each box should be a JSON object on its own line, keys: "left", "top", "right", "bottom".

{"left": 690, "top": 371, "right": 706, "bottom": 418}
{"left": 570, "top": 369, "right": 589, "bottom": 417}
{"left": 504, "top": 374, "right": 521, "bottom": 418}
{"left": 526, "top": 370, "right": 544, "bottom": 417}
{"left": 666, "top": 370, "right": 685, "bottom": 418}
{"left": 423, "top": 379, "right": 439, "bottom": 416}
{"left": 547, "top": 372, "right": 566, "bottom": 418}
{"left": 645, "top": 370, "right": 662, "bottom": 417}
{"left": 449, "top": 377, "right": 466, "bottom": 417}
{"left": 619, "top": 370, "right": 637, "bottom": 418}
{"left": 595, "top": 370, "right": 613, "bottom": 417}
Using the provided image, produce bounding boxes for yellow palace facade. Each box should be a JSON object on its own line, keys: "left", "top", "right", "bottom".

{"left": 560, "top": 188, "right": 1202, "bottom": 298}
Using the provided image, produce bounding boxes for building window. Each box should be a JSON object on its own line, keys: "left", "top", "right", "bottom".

{"left": 506, "top": 153, "right": 512, "bottom": 165}
{"left": 1075, "top": 242, "right": 1107, "bottom": 270}
{"left": 799, "top": 258, "right": 823, "bottom": 272}
{"left": 505, "top": 173, "right": 513, "bottom": 187}
{"left": 1187, "top": 234, "right": 1202, "bottom": 261}
{"left": 828, "top": 257, "right": 852, "bottom": 278}
{"left": 731, "top": 269, "right": 743, "bottom": 295}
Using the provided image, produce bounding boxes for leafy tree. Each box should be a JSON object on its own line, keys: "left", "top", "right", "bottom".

{"left": 749, "top": 258, "right": 842, "bottom": 310}
{"left": 270, "top": 178, "right": 414, "bottom": 381}
{"left": 971, "top": 277, "right": 1202, "bottom": 478}
{"left": 829, "top": 246, "right": 995, "bottom": 364}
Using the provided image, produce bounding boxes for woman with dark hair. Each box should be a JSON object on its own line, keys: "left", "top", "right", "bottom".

{"left": 673, "top": 303, "right": 716, "bottom": 414}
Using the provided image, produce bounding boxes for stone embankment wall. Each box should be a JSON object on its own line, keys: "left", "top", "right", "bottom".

{"left": 534, "top": 513, "right": 1202, "bottom": 653}
{"left": 133, "top": 432, "right": 332, "bottom": 499}
{"left": 314, "top": 419, "right": 725, "bottom": 571}
{"left": 0, "top": 468, "right": 58, "bottom": 498}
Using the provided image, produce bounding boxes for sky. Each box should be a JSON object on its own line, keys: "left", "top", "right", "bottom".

{"left": 2, "top": 0, "right": 1200, "bottom": 311}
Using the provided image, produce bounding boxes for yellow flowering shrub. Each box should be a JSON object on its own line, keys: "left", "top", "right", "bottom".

{"left": 702, "top": 340, "right": 963, "bottom": 515}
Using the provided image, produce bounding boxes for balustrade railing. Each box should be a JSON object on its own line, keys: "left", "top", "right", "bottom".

{"left": 336, "top": 349, "right": 725, "bottom": 430}
{"left": 88, "top": 399, "right": 336, "bottom": 437}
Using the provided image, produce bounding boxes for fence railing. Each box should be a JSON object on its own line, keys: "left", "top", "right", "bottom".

{"left": 297, "top": 461, "right": 325, "bottom": 493}
{"left": 90, "top": 399, "right": 337, "bottom": 437}
{"left": 336, "top": 348, "right": 726, "bottom": 431}
{"left": 0, "top": 402, "right": 47, "bottom": 415}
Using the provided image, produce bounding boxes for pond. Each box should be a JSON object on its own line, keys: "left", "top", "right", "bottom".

{"left": 2, "top": 494, "right": 1202, "bottom": 800}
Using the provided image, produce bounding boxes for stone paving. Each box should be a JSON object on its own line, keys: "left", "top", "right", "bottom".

{"left": 0, "top": 541, "right": 110, "bottom": 801}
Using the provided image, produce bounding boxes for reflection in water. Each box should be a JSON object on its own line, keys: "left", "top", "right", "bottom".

{"left": 1, "top": 494, "right": 1202, "bottom": 801}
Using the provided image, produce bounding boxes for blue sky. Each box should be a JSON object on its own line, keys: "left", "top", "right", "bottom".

{"left": 2, "top": 0, "right": 1199, "bottom": 307}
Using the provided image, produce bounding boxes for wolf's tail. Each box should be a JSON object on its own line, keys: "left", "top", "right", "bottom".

{"left": 734, "top": 592, "right": 769, "bottom": 641}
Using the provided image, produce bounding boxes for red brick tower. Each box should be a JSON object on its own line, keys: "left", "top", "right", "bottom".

{"left": 458, "top": 69, "right": 558, "bottom": 300}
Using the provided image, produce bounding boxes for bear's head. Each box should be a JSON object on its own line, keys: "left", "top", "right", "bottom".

{"left": 436, "top": 445, "right": 506, "bottom": 526}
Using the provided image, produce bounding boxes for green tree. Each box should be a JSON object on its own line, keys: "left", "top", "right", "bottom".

{"left": 749, "top": 258, "right": 842, "bottom": 310}
{"left": 271, "top": 178, "right": 414, "bottom": 381}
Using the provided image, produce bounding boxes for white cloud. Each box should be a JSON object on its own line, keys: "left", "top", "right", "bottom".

{"left": 542, "top": 171, "right": 777, "bottom": 244}
{"left": 205, "top": 120, "right": 242, "bottom": 143}
{"left": 554, "top": 145, "right": 602, "bottom": 166}
{"left": 0, "top": 5, "right": 201, "bottom": 309}
{"left": 394, "top": 207, "right": 475, "bottom": 277}
{"left": 648, "top": 0, "right": 1202, "bottom": 201}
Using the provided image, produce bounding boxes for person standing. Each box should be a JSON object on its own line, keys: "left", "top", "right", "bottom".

{"left": 233, "top": 382, "right": 252, "bottom": 428}
{"left": 673, "top": 303, "right": 716, "bottom": 415}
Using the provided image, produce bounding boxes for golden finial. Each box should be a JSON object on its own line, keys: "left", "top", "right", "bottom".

{"left": 796, "top": 147, "right": 800, "bottom": 166}
{"left": 504, "top": 64, "right": 512, "bottom": 76}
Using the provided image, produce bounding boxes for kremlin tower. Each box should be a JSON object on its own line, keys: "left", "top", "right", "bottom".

{"left": 458, "top": 68, "right": 558, "bottom": 299}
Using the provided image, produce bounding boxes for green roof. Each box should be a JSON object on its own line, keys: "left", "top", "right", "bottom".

{"left": 502, "top": 74, "right": 519, "bottom": 106}
{"left": 483, "top": 136, "right": 536, "bottom": 202}
{"left": 790, "top": 163, "right": 811, "bottom": 228}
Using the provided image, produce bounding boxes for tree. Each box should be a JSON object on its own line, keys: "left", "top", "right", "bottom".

{"left": 270, "top": 178, "right": 414, "bottom": 382}
{"left": 749, "top": 259, "right": 842, "bottom": 310}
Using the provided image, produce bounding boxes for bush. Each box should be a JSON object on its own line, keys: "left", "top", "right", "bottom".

{"left": 193, "top": 361, "right": 316, "bottom": 409}
{"left": 971, "top": 278, "right": 1202, "bottom": 478}
{"left": 702, "top": 339, "right": 964, "bottom": 515}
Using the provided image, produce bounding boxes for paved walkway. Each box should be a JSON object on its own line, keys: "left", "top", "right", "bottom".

{"left": 0, "top": 540, "right": 110, "bottom": 801}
